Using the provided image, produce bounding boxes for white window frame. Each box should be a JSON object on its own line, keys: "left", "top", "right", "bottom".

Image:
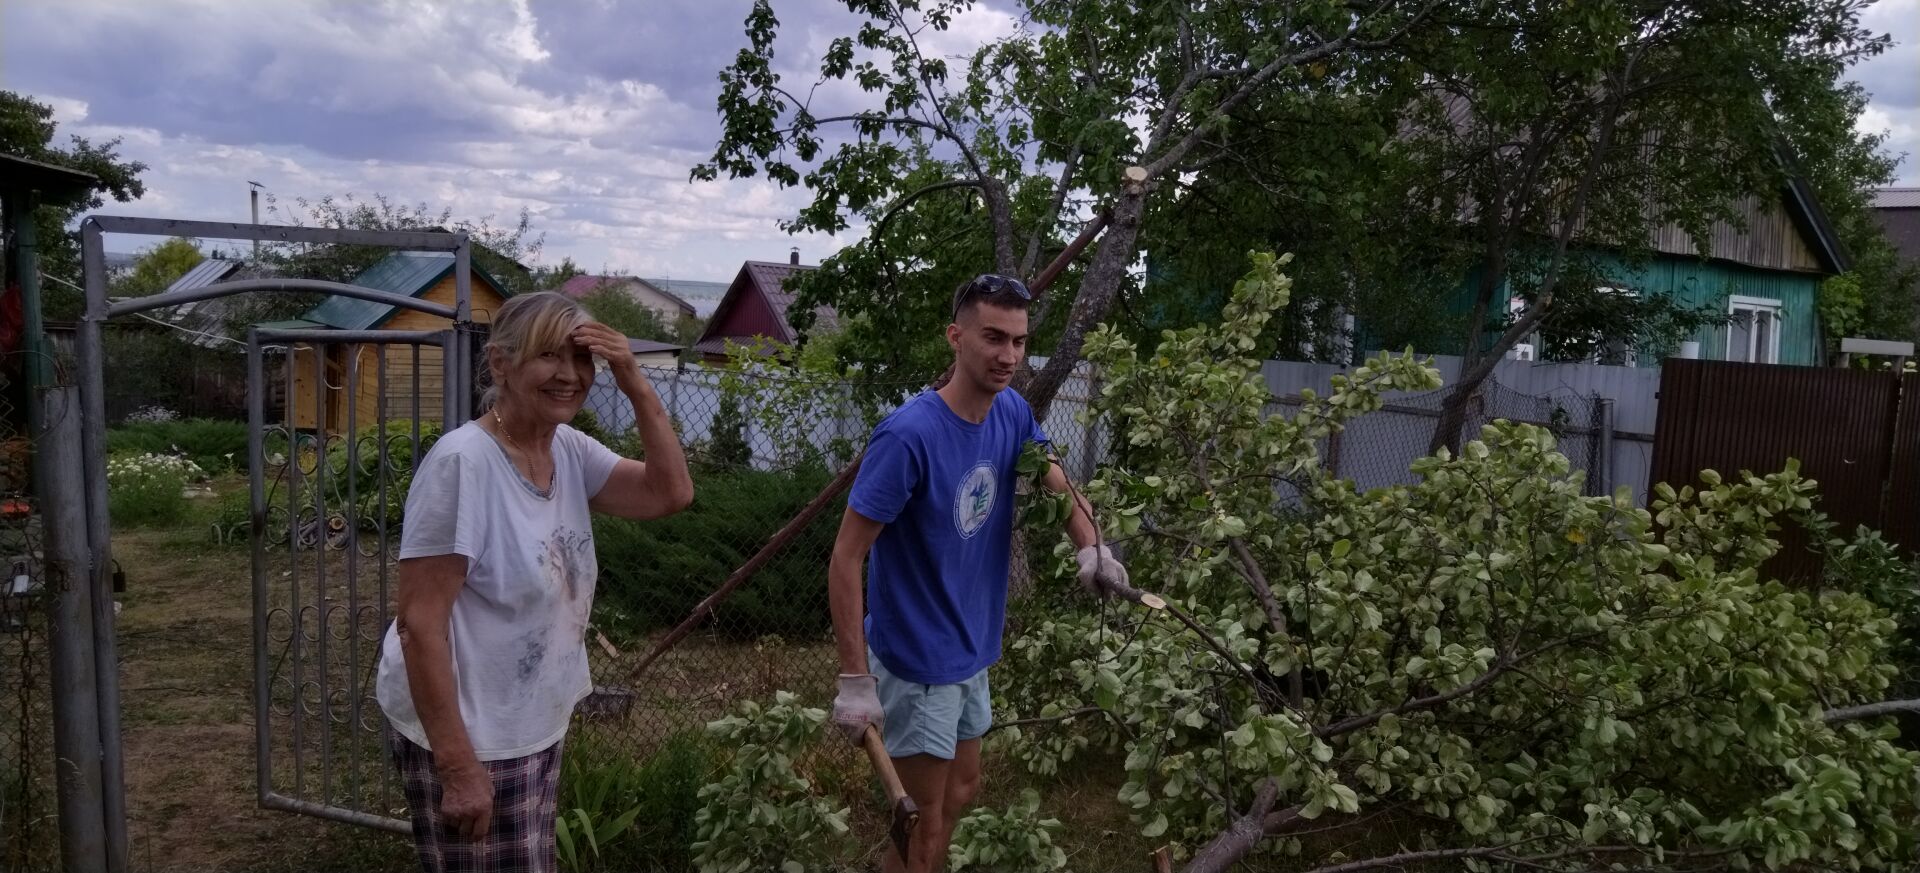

{"left": 1726, "top": 295, "right": 1784, "bottom": 365}
{"left": 1506, "top": 295, "right": 1536, "bottom": 361}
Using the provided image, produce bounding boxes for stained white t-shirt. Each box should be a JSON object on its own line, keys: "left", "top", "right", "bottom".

{"left": 375, "top": 421, "right": 622, "bottom": 761}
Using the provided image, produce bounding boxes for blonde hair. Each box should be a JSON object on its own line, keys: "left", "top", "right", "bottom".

{"left": 479, "top": 291, "right": 589, "bottom": 412}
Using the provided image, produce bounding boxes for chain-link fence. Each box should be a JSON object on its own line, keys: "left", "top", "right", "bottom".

{"left": 0, "top": 362, "right": 55, "bottom": 871}
{"left": 559, "top": 361, "right": 1109, "bottom": 865}
{"left": 1267, "top": 373, "right": 1612, "bottom": 500}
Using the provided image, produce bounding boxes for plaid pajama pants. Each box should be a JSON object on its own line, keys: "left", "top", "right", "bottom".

{"left": 390, "top": 730, "right": 564, "bottom": 873}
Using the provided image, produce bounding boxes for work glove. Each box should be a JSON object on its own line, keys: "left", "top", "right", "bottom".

{"left": 831, "top": 673, "right": 885, "bottom": 745}
{"left": 1075, "top": 544, "right": 1131, "bottom": 599}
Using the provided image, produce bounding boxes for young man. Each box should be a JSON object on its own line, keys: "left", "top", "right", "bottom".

{"left": 828, "top": 274, "right": 1130, "bottom": 873}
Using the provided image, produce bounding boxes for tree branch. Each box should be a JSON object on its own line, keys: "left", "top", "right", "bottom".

{"left": 1021, "top": 142, "right": 1083, "bottom": 280}
{"left": 1824, "top": 698, "right": 1920, "bottom": 724}
{"left": 1316, "top": 634, "right": 1600, "bottom": 739}
{"left": 1145, "top": 0, "right": 1443, "bottom": 178}
{"left": 1227, "top": 536, "right": 1303, "bottom": 707}
{"left": 868, "top": 179, "right": 987, "bottom": 299}
{"left": 986, "top": 706, "right": 1115, "bottom": 734}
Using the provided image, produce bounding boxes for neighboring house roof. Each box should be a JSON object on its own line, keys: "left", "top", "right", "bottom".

{"left": 557, "top": 274, "right": 710, "bottom": 317}
{"left": 1871, "top": 187, "right": 1920, "bottom": 275}
{"left": 1875, "top": 188, "right": 1920, "bottom": 209}
{"left": 1405, "top": 90, "right": 1850, "bottom": 275}
{"left": 627, "top": 338, "right": 683, "bottom": 355}
{"left": 555, "top": 274, "right": 636, "bottom": 300}
{"left": 159, "top": 257, "right": 278, "bottom": 348}
{"left": 301, "top": 251, "right": 510, "bottom": 331}
{"left": 638, "top": 277, "right": 728, "bottom": 315}
{"left": 693, "top": 260, "right": 836, "bottom": 357}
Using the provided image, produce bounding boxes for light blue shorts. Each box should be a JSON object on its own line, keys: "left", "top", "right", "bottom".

{"left": 869, "top": 649, "right": 992, "bottom": 760}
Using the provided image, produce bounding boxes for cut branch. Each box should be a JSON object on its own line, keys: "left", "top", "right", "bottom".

{"left": 1228, "top": 536, "right": 1302, "bottom": 707}
{"left": 1824, "top": 698, "right": 1920, "bottom": 724}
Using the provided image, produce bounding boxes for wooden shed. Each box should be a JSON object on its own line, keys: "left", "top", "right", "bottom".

{"left": 267, "top": 252, "right": 513, "bottom": 432}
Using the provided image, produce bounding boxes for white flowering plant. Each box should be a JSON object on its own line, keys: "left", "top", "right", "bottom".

{"left": 106, "top": 451, "right": 205, "bottom": 527}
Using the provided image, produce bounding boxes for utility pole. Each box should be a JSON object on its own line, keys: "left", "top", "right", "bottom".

{"left": 248, "top": 181, "right": 264, "bottom": 258}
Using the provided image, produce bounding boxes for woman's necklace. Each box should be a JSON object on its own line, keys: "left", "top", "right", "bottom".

{"left": 492, "top": 407, "right": 551, "bottom": 491}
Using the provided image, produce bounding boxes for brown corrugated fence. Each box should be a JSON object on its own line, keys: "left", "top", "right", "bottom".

{"left": 1649, "top": 359, "right": 1911, "bottom": 583}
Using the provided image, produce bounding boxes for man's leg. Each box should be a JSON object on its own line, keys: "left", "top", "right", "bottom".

{"left": 872, "top": 651, "right": 967, "bottom": 873}
{"left": 887, "top": 753, "right": 952, "bottom": 873}
{"left": 935, "top": 738, "right": 983, "bottom": 867}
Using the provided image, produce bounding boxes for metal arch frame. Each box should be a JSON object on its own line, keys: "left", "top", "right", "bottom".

{"left": 70, "top": 216, "right": 477, "bottom": 873}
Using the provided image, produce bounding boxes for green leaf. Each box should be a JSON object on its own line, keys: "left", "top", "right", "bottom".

{"left": 1141, "top": 812, "right": 1169, "bottom": 838}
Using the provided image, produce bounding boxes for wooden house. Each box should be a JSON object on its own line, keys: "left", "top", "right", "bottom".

{"left": 262, "top": 252, "right": 513, "bottom": 432}
{"left": 691, "top": 251, "right": 836, "bottom": 363}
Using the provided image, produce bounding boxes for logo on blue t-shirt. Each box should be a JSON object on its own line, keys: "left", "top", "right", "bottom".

{"left": 952, "top": 462, "right": 997, "bottom": 538}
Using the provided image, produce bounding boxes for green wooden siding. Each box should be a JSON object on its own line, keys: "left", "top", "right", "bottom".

{"left": 1586, "top": 253, "right": 1822, "bottom": 366}
{"left": 1396, "top": 252, "right": 1825, "bottom": 366}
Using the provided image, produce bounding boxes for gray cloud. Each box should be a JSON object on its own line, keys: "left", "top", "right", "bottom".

{"left": 5, "top": 0, "right": 1913, "bottom": 280}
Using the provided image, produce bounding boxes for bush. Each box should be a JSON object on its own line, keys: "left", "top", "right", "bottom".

{"left": 105, "top": 418, "right": 246, "bottom": 474}
{"left": 556, "top": 728, "right": 714, "bottom": 873}
{"left": 949, "top": 789, "right": 1068, "bottom": 872}
{"left": 106, "top": 452, "right": 204, "bottom": 527}
{"left": 593, "top": 467, "right": 841, "bottom": 641}
{"left": 691, "top": 692, "right": 851, "bottom": 873}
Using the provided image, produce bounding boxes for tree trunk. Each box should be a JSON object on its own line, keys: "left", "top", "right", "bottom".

{"left": 1180, "top": 815, "right": 1269, "bottom": 873}
{"left": 1024, "top": 182, "right": 1147, "bottom": 421}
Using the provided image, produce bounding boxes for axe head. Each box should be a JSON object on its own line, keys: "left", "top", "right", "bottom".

{"left": 889, "top": 795, "right": 920, "bottom": 862}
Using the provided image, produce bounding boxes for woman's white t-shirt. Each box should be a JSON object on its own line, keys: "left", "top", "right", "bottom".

{"left": 375, "top": 421, "right": 622, "bottom": 761}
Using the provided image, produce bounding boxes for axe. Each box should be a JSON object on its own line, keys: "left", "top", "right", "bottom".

{"left": 862, "top": 724, "right": 919, "bottom": 863}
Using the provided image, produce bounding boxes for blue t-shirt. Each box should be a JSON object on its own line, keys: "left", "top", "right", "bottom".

{"left": 849, "top": 388, "right": 1048, "bottom": 684}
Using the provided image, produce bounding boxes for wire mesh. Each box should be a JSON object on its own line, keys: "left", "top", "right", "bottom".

{"left": 0, "top": 365, "right": 56, "bottom": 871}
{"left": 1267, "top": 376, "right": 1606, "bottom": 497}
{"left": 569, "top": 362, "right": 1108, "bottom": 811}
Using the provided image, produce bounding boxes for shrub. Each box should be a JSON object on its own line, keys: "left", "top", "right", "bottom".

{"left": 949, "top": 789, "right": 1068, "bottom": 873}
{"left": 106, "top": 452, "right": 204, "bottom": 527}
{"left": 990, "top": 252, "right": 1920, "bottom": 872}
{"left": 592, "top": 467, "right": 841, "bottom": 641}
{"left": 556, "top": 728, "right": 714, "bottom": 872}
{"left": 691, "top": 692, "right": 850, "bottom": 873}
{"left": 105, "top": 418, "right": 246, "bottom": 474}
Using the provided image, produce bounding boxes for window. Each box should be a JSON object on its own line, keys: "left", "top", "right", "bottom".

{"left": 1593, "top": 286, "right": 1636, "bottom": 367}
{"left": 1727, "top": 296, "right": 1783, "bottom": 364}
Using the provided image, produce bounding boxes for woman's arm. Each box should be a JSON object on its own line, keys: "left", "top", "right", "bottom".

{"left": 396, "top": 553, "right": 493, "bottom": 840}
{"left": 574, "top": 323, "right": 694, "bottom": 519}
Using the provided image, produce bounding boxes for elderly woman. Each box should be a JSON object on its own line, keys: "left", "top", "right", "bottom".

{"left": 374, "top": 291, "right": 693, "bottom": 872}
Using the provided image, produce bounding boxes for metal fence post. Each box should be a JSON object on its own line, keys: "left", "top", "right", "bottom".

{"left": 77, "top": 220, "right": 129, "bottom": 873}
{"left": 41, "top": 386, "right": 107, "bottom": 873}
{"left": 1596, "top": 396, "right": 1616, "bottom": 498}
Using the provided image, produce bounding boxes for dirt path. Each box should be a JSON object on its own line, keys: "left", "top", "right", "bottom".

{"left": 114, "top": 528, "right": 411, "bottom": 872}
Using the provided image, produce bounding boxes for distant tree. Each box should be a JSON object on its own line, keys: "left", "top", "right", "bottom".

{"left": 236, "top": 192, "right": 545, "bottom": 326}
{"left": 0, "top": 90, "right": 147, "bottom": 319}
{"left": 534, "top": 256, "right": 585, "bottom": 291}
{"left": 705, "top": 389, "right": 753, "bottom": 468}
{"left": 578, "top": 283, "right": 676, "bottom": 343}
{"left": 110, "top": 237, "right": 203, "bottom": 297}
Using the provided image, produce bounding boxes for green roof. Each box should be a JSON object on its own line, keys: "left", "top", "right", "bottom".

{"left": 255, "top": 318, "right": 323, "bottom": 331}
{"left": 302, "top": 252, "right": 510, "bottom": 330}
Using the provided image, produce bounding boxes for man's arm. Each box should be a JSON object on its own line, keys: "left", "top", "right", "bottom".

{"left": 1042, "top": 460, "right": 1098, "bottom": 550}
{"left": 828, "top": 507, "right": 888, "bottom": 744}
{"left": 829, "top": 507, "right": 886, "bottom": 674}
{"left": 1040, "top": 456, "right": 1131, "bottom": 599}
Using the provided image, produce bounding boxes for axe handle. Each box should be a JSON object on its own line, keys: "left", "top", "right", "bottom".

{"left": 862, "top": 724, "right": 910, "bottom": 805}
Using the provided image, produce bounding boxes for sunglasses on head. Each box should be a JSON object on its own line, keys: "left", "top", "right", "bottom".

{"left": 952, "top": 274, "right": 1033, "bottom": 319}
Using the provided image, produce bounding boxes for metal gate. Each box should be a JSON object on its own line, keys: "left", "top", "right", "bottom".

{"left": 246, "top": 327, "right": 459, "bottom": 831}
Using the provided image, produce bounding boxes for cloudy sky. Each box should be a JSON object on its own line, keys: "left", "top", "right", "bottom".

{"left": 3, "top": 0, "right": 1916, "bottom": 295}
